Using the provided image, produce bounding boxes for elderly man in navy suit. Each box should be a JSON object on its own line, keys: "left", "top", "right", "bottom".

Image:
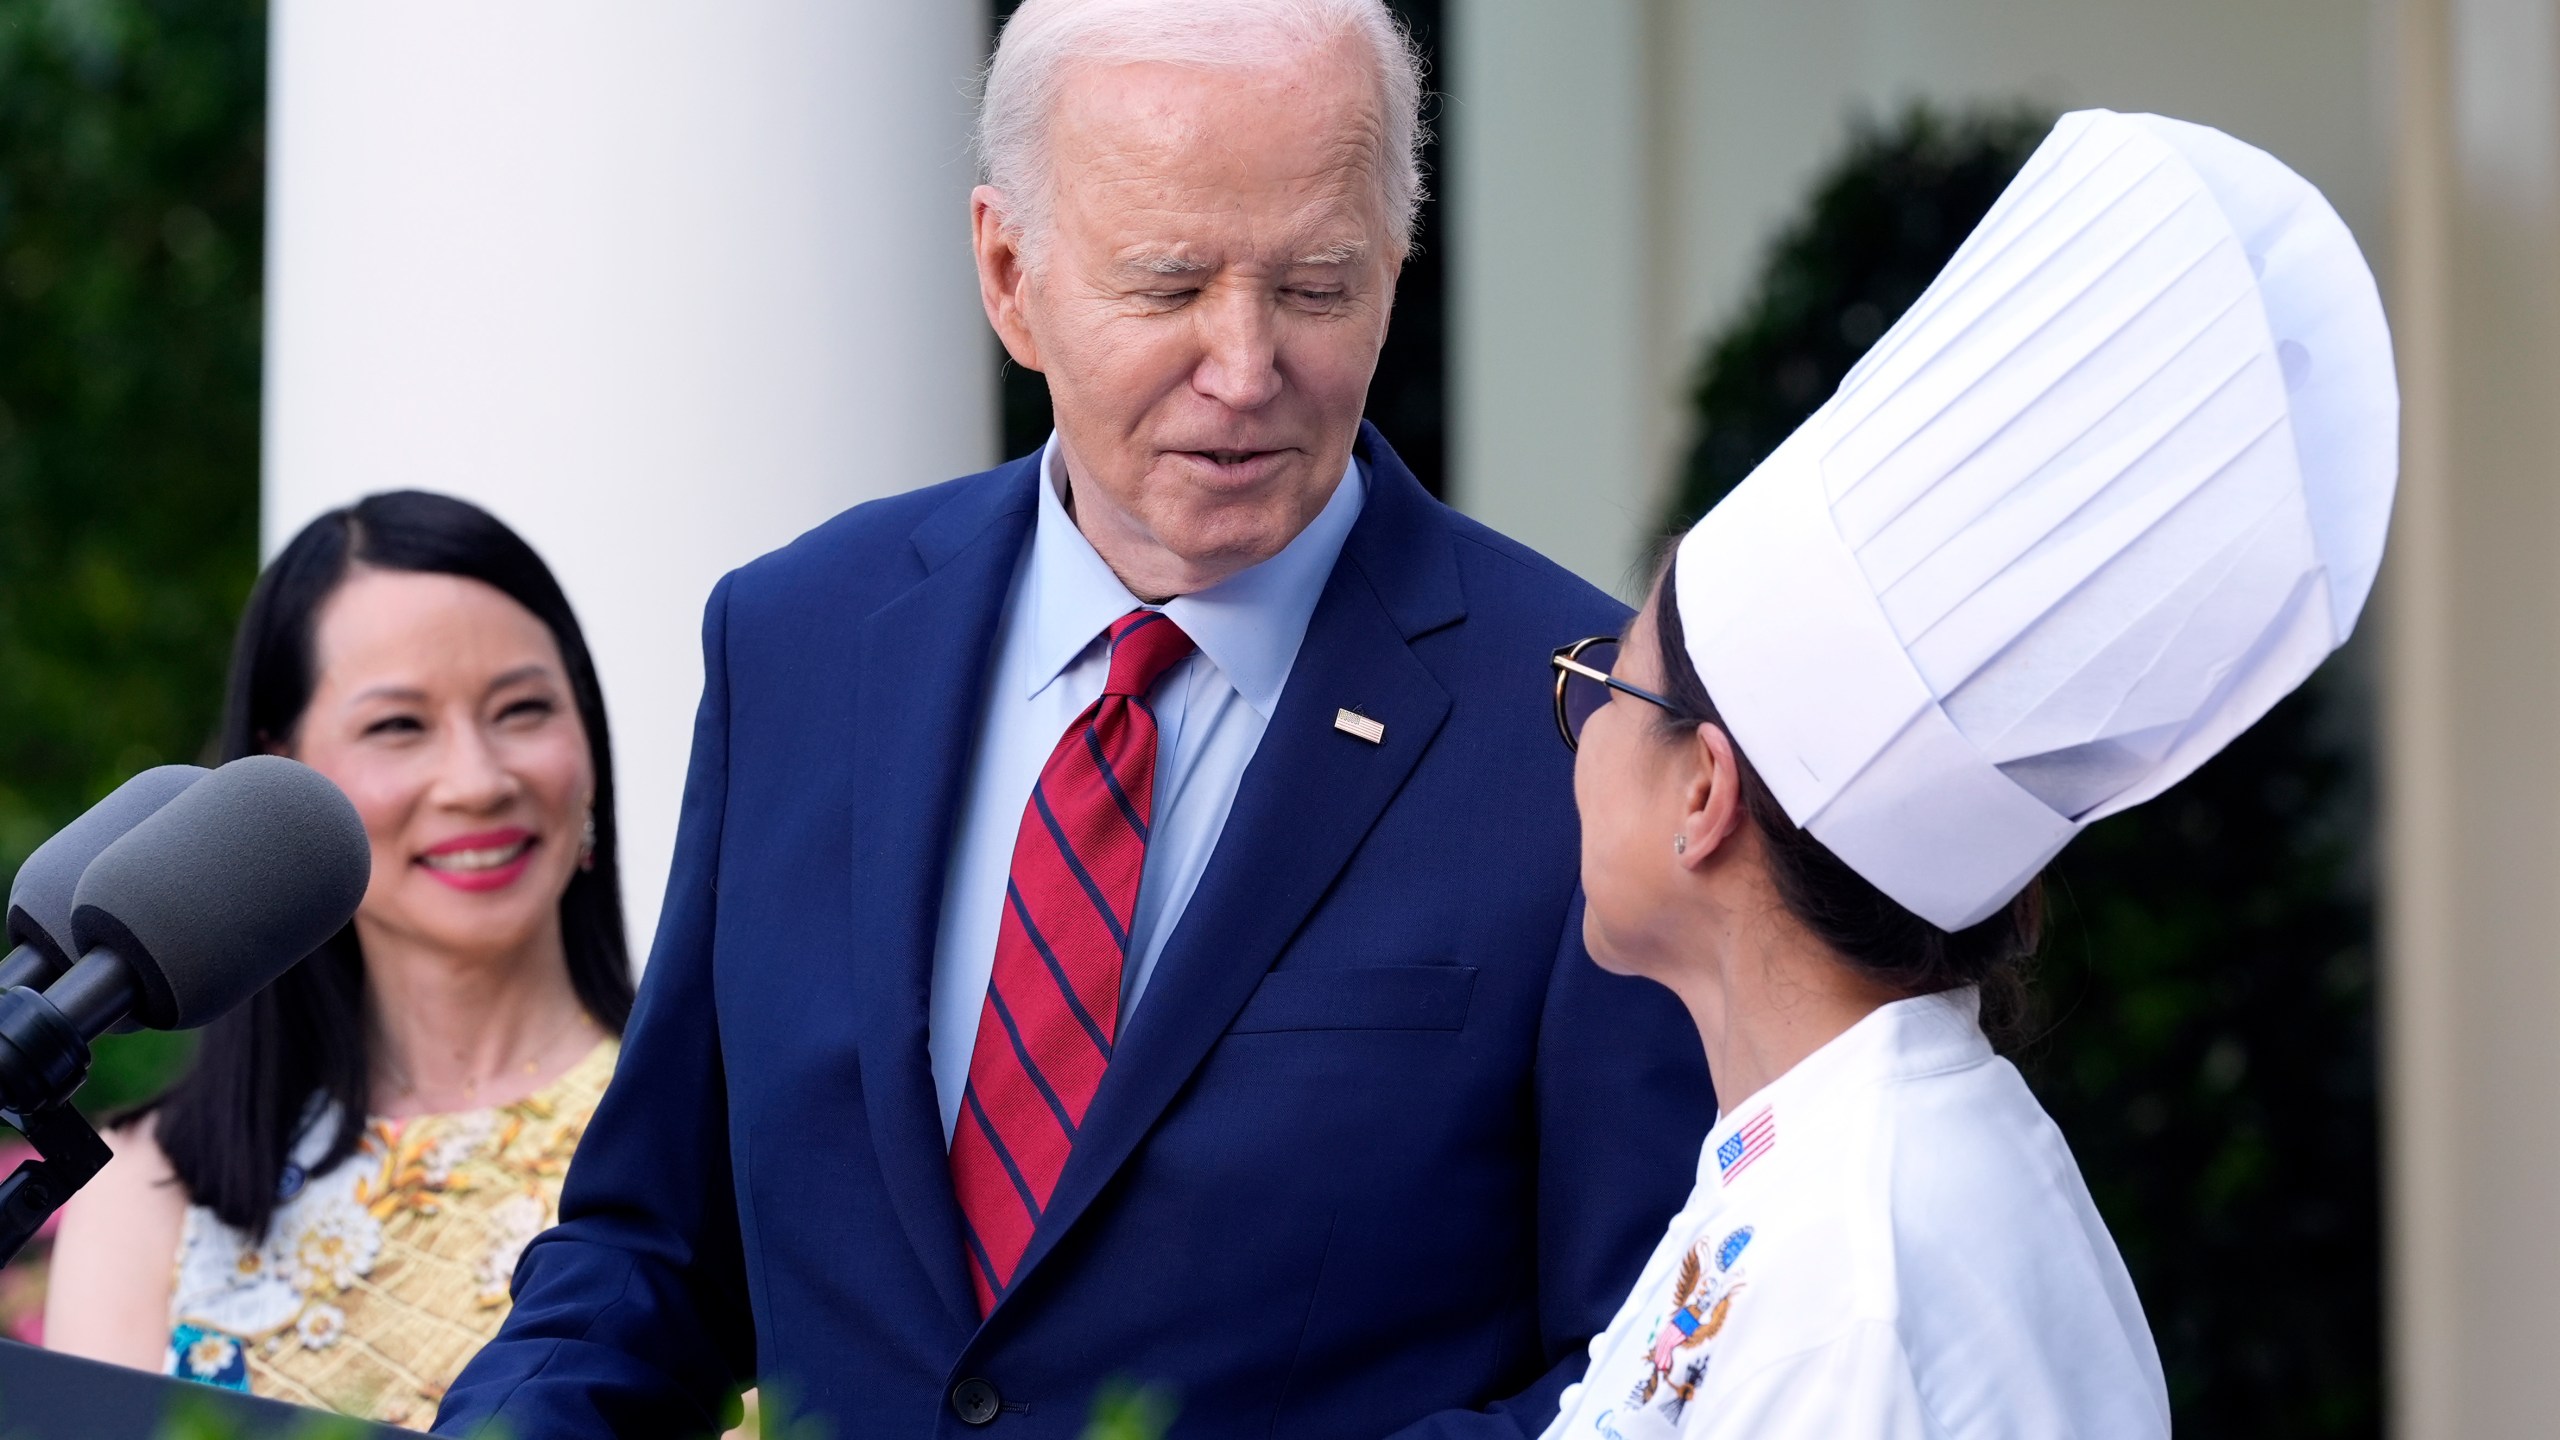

{"left": 438, "top": 1, "right": 1711, "bottom": 1434}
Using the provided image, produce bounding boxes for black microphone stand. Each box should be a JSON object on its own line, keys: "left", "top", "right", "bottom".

{"left": 0, "top": 1103, "right": 108, "bottom": 1267}
{"left": 0, "top": 984, "right": 111, "bottom": 1266}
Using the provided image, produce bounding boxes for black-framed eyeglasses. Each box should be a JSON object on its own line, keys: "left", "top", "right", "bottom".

{"left": 1550, "top": 635, "right": 1679, "bottom": 752}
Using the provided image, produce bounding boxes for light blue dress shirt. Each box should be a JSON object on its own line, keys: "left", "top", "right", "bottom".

{"left": 927, "top": 436, "right": 1367, "bottom": 1141}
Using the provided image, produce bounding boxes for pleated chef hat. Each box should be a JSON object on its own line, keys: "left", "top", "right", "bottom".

{"left": 1675, "top": 109, "right": 2397, "bottom": 931}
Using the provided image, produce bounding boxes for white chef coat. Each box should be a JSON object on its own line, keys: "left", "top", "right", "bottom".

{"left": 1543, "top": 989, "right": 2168, "bottom": 1440}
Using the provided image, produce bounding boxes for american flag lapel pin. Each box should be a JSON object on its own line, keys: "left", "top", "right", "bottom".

{"left": 1333, "top": 707, "right": 1386, "bottom": 745}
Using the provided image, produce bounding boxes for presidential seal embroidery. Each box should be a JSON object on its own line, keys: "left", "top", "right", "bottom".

{"left": 1630, "top": 1225, "right": 1753, "bottom": 1418}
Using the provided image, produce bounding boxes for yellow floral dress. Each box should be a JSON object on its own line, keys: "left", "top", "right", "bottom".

{"left": 163, "top": 1039, "right": 617, "bottom": 1429}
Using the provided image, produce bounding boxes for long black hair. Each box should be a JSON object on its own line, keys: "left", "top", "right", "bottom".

{"left": 155, "top": 491, "right": 634, "bottom": 1237}
{"left": 1650, "top": 552, "right": 2042, "bottom": 1042}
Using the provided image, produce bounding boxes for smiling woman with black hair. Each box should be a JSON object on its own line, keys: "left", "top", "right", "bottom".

{"left": 43, "top": 490, "right": 633, "bottom": 1428}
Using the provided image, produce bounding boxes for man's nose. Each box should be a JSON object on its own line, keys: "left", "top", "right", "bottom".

{"left": 1190, "top": 289, "right": 1284, "bottom": 411}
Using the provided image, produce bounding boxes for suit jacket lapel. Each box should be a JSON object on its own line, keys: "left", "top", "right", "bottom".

{"left": 849, "top": 461, "right": 1040, "bottom": 1327}
{"left": 1005, "top": 427, "right": 1466, "bottom": 1298}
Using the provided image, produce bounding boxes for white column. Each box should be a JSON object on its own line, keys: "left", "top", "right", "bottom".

{"left": 1447, "top": 0, "right": 1672, "bottom": 595}
{"left": 2382, "top": 0, "right": 2560, "bottom": 1433}
{"left": 262, "top": 2, "right": 996, "bottom": 952}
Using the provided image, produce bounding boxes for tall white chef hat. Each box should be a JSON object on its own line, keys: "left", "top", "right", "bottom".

{"left": 1675, "top": 109, "right": 2397, "bottom": 931}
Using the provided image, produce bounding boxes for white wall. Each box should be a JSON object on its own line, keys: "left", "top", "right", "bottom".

{"left": 1450, "top": 0, "right": 2388, "bottom": 593}
{"left": 262, "top": 1, "right": 996, "bottom": 951}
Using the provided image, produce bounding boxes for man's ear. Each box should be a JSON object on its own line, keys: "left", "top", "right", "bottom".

{"left": 972, "top": 186, "right": 1042, "bottom": 372}
{"left": 1672, "top": 722, "right": 1751, "bottom": 870}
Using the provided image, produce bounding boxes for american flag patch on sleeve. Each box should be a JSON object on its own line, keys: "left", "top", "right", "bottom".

{"left": 1715, "top": 1106, "right": 1775, "bottom": 1185}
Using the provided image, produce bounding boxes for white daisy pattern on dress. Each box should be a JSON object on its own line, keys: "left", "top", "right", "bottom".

{"left": 288, "top": 1194, "right": 384, "bottom": 1293}
{"left": 162, "top": 1040, "right": 620, "bottom": 1430}
{"left": 294, "top": 1302, "right": 347, "bottom": 1350}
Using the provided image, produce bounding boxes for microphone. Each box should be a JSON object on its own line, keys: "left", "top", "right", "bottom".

{"left": 59, "top": 754, "right": 373, "bottom": 1040}
{"left": 0, "top": 756, "right": 370, "bottom": 1113}
{"left": 0, "top": 765, "right": 207, "bottom": 994}
{"left": 0, "top": 756, "right": 366, "bottom": 1263}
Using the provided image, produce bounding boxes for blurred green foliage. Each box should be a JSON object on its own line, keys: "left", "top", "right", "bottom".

{"left": 154, "top": 1396, "right": 374, "bottom": 1440}
{"left": 1080, "top": 1382, "right": 1176, "bottom": 1440}
{"left": 132, "top": 1381, "right": 1170, "bottom": 1440}
{"left": 717, "top": 1386, "right": 823, "bottom": 1440}
{"left": 0, "top": 0, "right": 265, "bottom": 1107}
{"left": 1666, "top": 104, "right": 2381, "bottom": 1435}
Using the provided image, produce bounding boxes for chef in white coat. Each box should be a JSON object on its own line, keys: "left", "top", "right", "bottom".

{"left": 1541, "top": 109, "right": 2396, "bottom": 1438}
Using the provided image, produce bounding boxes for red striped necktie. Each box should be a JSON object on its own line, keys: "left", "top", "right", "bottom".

{"left": 950, "top": 608, "right": 1196, "bottom": 1314}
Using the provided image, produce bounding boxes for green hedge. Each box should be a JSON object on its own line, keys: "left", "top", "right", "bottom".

{"left": 0, "top": 0, "right": 267, "bottom": 1107}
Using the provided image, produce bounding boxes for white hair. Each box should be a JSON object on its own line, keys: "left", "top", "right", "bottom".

{"left": 978, "top": 0, "right": 1429, "bottom": 261}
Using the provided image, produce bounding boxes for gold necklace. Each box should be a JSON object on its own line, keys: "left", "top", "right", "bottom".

{"left": 378, "top": 1007, "right": 594, "bottom": 1108}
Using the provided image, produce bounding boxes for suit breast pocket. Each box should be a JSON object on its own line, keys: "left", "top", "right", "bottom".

{"left": 1227, "top": 965, "right": 1479, "bottom": 1034}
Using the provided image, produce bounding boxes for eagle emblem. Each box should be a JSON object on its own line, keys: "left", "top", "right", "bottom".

{"left": 1633, "top": 1231, "right": 1750, "bottom": 1410}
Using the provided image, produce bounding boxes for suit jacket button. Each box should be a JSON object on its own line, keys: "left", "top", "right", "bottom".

{"left": 951, "top": 1377, "right": 1003, "bottom": 1426}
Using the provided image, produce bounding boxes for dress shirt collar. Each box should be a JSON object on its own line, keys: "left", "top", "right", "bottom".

{"left": 1023, "top": 433, "right": 1366, "bottom": 718}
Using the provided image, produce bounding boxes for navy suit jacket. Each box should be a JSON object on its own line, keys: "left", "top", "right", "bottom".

{"left": 436, "top": 426, "right": 1714, "bottom": 1438}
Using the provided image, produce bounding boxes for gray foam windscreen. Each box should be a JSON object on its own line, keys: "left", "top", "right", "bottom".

{"left": 70, "top": 755, "right": 370, "bottom": 1030}
{"left": 5, "top": 765, "right": 207, "bottom": 971}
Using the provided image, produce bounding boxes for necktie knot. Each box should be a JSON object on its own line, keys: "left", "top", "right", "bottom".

{"left": 1102, "top": 610, "right": 1195, "bottom": 699}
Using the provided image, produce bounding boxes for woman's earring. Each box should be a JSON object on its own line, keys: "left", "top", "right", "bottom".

{"left": 580, "top": 809, "right": 598, "bottom": 872}
{"left": 1672, "top": 835, "right": 1688, "bottom": 855}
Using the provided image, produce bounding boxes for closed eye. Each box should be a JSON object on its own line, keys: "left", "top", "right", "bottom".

{"left": 496, "top": 696, "right": 558, "bottom": 725}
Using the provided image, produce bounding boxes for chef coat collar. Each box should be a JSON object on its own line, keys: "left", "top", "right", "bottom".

{"left": 1696, "top": 987, "right": 1993, "bottom": 1188}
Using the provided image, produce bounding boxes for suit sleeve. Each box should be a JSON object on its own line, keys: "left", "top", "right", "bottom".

{"left": 435, "top": 573, "right": 754, "bottom": 1439}
{"left": 1385, "top": 891, "right": 1718, "bottom": 1440}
